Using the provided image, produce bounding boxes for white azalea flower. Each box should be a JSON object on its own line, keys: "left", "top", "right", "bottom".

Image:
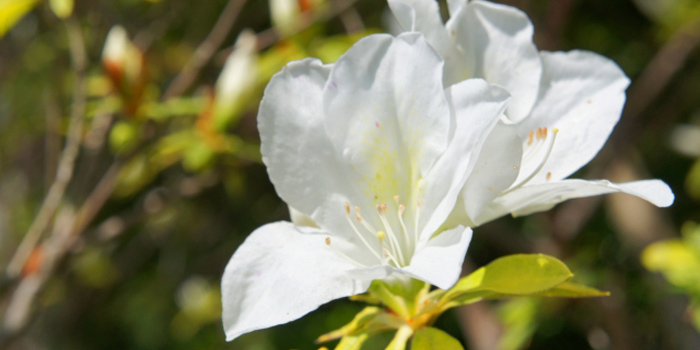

{"left": 222, "top": 33, "right": 511, "bottom": 341}
{"left": 389, "top": 0, "right": 674, "bottom": 226}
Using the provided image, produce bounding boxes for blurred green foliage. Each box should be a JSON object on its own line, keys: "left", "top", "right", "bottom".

{"left": 0, "top": 0, "right": 699, "bottom": 349}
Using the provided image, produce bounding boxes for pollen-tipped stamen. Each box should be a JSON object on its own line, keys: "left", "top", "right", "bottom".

{"left": 504, "top": 127, "right": 559, "bottom": 194}
{"left": 344, "top": 203, "right": 383, "bottom": 263}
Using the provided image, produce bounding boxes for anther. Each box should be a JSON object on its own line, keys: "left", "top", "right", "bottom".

{"left": 546, "top": 172, "right": 552, "bottom": 181}
{"left": 355, "top": 214, "right": 362, "bottom": 222}
{"left": 344, "top": 203, "right": 351, "bottom": 215}
{"left": 377, "top": 231, "right": 386, "bottom": 240}
{"left": 354, "top": 206, "right": 361, "bottom": 215}
{"left": 325, "top": 237, "right": 331, "bottom": 245}
{"left": 528, "top": 130, "right": 534, "bottom": 145}
{"left": 398, "top": 204, "right": 405, "bottom": 215}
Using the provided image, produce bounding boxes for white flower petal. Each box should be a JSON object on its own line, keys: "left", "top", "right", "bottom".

{"left": 446, "top": 0, "right": 464, "bottom": 16}
{"left": 448, "top": 1, "right": 542, "bottom": 118}
{"left": 222, "top": 221, "right": 366, "bottom": 342}
{"left": 389, "top": 0, "right": 473, "bottom": 86}
{"left": 324, "top": 33, "right": 449, "bottom": 180}
{"left": 419, "top": 79, "right": 510, "bottom": 243}
{"left": 520, "top": 50, "right": 631, "bottom": 183}
{"left": 403, "top": 226, "right": 472, "bottom": 289}
{"left": 288, "top": 206, "right": 319, "bottom": 228}
{"left": 461, "top": 122, "right": 522, "bottom": 220}
{"left": 258, "top": 58, "right": 363, "bottom": 239}
{"left": 322, "top": 32, "right": 452, "bottom": 238}
{"left": 475, "top": 179, "right": 674, "bottom": 224}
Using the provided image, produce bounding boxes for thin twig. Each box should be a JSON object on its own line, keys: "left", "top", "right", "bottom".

{"left": 0, "top": 162, "right": 123, "bottom": 344}
{"left": 6, "top": 18, "right": 89, "bottom": 279}
{"left": 43, "top": 88, "right": 62, "bottom": 190}
{"left": 162, "top": 0, "right": 249, "bottom": 100}
{"left": 339, "top": 7, "right": 365, "bottom": 34}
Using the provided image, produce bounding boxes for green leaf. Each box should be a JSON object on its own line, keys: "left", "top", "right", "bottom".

{"left": 368, "top": 279, "right": 429, "bottom": 319}
{"left": 316, "top": 307, "right": 382, "bottom": 343}
{"left": 335, "top": 332, "right": 370, "bottom": 350}
{"left": 317, "top": 306, "right": 404, "bottom": 344}
{"left": 443, "top": 254, "right": 573, "bottom": 304}
{"left": 411, "top": 327, "right": 464, "bottom": 350}
{"left": 385, "top": 325, "right": 413, "bottom": 350}
{"left": 529, "top": 282, "right": 609, "bottom": 298}
{"left": 49, "top": 0, "right": 73, "bottom": 18}
{"left": 0, "top": 0, "right": 40, "bottom": 38}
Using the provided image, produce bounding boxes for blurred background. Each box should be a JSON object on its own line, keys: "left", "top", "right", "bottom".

{"left": 0, "top": 0, "right": 699, "bottom": 349}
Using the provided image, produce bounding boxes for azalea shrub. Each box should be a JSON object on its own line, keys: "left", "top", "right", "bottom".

{"left": 0, "top": 0, "right": 697, "bottom": 349}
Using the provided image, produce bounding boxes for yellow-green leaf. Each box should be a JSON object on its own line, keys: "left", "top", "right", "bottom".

{"left": 334, "top": 332, "right": 370, "bottom": 350}
{"left": 386, "top": 325, "right": 413, "bottom": 350}
{"left": 0, "top": 0, "right": 39, "bottom": 37}
{"left": 316, "top": 307, "right": 382, "bottom": 343}
{"left": 529, "top": 282, "right": 609, "bottom": 298}
{"left": 368, "top": 279, "right": 430, "bottom": 319}
{"left": 444, "top": 254, "right": 573, "bottom": 304}
{"left": 411, "top": 327, "right": 464, "bottom": 350}
{"left": 49, "top": 0, "right": 73, "bottom": 18}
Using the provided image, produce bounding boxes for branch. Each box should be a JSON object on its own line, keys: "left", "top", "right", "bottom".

{"left": 161, "top": 0, "right": 249, "bottom": 100}
{"left": 6, "top": 18, "right": 88, "bottom": 279}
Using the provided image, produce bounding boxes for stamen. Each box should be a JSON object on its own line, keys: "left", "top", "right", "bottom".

{"left": 343, "top": 205, "right": 383, "bottom": 263}
{"left": 325, "top": 236, "right": 367, "bottom": 267}
{"left": 505, "top": 127, "right": 559, "bottom": 194}
{"left": 414, "top": 201, "right": 422, "bottom": 246}
{"left": 377, "top": 204, "right": 406, "bottom": 266}
{"left": 528, "top": 130, "right": 534, "bottom": 145}
{"left": 383, "top": 248, "right": 401, "bottom": 267}
{"left": 396, "top": 204, "right": 412, "bottom": 251}
{"left": 376, "top": 231, "right": 388, "bottom": 265}
{"left": 345, "top": 203, "right": 351, "bottom": 215}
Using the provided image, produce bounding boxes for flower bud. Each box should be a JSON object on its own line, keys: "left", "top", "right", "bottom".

{"left": 102, "top": 25, "right": 146, "bottom": 116}
{"left": 213, "top": 30, "right": 258, "bottom": 130}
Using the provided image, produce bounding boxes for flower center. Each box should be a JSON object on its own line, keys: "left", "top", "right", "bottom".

{"left": 326, "top": 198, "right": 423, "bottom": 268}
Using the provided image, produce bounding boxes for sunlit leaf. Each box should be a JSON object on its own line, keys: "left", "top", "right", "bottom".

{"left": 316, "top": 307, "right": 382, "bottom": 343}
{"left": 368, "top": 279, "right": 429, "bottom": 319}
{"left": 0, "top": 0, "right": 39, "bottom": 37}
{"left": 385, "top": 325, "right": 413, "bottom": 350}
{"left": 335, "top": 332, "right": 370, "bottom": 350}
{"left": 443, "top": 254, "right": 573, "bottom": 305}
{"left": 411, "top": 327, "right": 464, "bottom": 350}
{"left": 49, "top": 0, "right": 73, "bottom": 18}
{"left": 526, "top": 282, "right": 608, "bottom": 298}
{"left": 316, "top": 306, "right": 403, "bottom": 344}
{"left": 642, "top": 238, "right": 700, "bottom": 293}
